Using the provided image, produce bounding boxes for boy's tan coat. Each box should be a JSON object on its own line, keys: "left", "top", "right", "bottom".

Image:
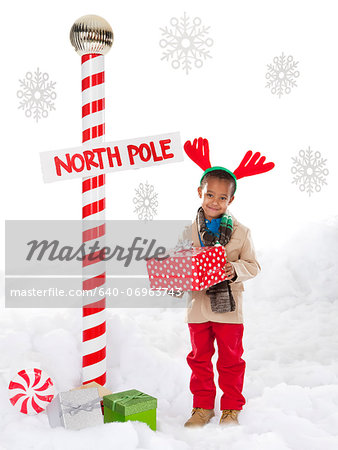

{"left": 179, "top": 212, "right": 261, "bottom": 324}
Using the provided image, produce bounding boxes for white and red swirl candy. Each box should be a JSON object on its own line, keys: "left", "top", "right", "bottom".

{"left": 8, "top": 368, "right": 55, "bottom": 414}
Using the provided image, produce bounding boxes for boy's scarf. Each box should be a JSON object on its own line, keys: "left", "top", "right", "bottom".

{"left": 196, "top": 206, "right": 236, "bottom": 313}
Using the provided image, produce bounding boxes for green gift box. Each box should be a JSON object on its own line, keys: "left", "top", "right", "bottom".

{"left": 103, "top": 389, "right": 157, "bottom": 431}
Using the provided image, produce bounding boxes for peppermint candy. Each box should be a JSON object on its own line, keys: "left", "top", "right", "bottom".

{"left": 8, "top": 368, "right": 55, "bottom": 414}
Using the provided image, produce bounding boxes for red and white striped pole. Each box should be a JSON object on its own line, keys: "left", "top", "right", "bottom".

{"left": 70, "top": 15, "right": 113, "bottom": 386}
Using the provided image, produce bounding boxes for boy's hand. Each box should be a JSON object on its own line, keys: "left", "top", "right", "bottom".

{"left": 224, "top": 262, "right": 236, "bottom": 280}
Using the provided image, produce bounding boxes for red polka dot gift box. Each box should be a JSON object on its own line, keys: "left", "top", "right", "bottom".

{"left": 146, "top": 245, "right": 227, "bottom": 291}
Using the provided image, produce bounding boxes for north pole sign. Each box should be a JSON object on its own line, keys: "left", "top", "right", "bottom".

{"left": 40, "top": 131, "right": 183, "bottom": 183}
{"left": 38, "top": 14, "right": 185, "bottom": 387}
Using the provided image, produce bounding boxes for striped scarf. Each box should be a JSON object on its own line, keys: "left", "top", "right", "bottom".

{"left": 196, "top": 206, "right": 236, "bottom": 313}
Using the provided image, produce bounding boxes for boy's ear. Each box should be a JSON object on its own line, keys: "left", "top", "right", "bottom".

{"left": 197, "top": 186, "right": 202, "bottom": 198}
{"left": 229, "top": 195, "right": 235, "bottom": 205}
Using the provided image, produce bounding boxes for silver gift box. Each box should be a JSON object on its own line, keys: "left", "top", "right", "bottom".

{"left": 47, "top": 387, "right": 103, "bottom": 430}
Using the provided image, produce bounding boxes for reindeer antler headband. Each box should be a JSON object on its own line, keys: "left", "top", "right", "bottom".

{"left": 183, "top": 137, "right": 275, "bottom": 193}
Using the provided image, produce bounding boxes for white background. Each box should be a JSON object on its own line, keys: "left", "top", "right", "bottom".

{"left": 1, "top": 0, "right": 338, "bottom": 250}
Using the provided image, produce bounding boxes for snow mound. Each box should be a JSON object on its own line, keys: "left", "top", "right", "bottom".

{"left": 1, "top": 218, "right": 338, "bottom": 449}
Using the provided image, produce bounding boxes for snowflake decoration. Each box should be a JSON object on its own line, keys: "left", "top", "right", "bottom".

{"left": 291, "top": 147, "right": 329, "bottom": 196}
{"left": 17, "top": 68, "right": 57, "bottom": 122}
{"left": 133, "top": 181, "right": 159, "bottom": 221}
{"left": 159, "top": 11, "right": 213, "bottom": 74}
{"left": 265, "top": 53, "right": 300, "bottom": 98}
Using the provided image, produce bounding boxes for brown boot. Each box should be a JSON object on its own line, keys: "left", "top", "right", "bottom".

{"left": 184, "top": 407, "right": 215, "bottom": 427}
{"left": 219, "top": 409, "right": 240, "bottom": 425}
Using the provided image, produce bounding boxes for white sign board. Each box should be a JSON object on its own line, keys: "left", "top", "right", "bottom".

{"left": 40, "top": 132, "right": 183, "bottom": 183}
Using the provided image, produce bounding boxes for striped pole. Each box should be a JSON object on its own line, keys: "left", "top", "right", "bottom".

{"left": 81, "top": 53, "right": 106, "bottom": 385}
{"left": 70, "top": 15, "right": 113, "bottom": 386}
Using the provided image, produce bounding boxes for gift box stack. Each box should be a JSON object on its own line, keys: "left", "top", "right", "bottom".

{"left": 47, "top": 387, "right": 103, "bottom": 431}
{"left": 46, "top": 383, "right": 157, "bottom": 431}
{"left": 72, "top": 381, "right": 113, "bottom": 415}
{"left": 147, "top": 245, "right": 227, "bottom": 291}
{"left": 103, "top": 389, "right": 157, "bottom": 431}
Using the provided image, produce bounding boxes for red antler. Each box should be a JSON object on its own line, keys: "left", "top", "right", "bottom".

{"left": 233, "top": 151, "right": 275, "bottom": 180}
{"left": 184, "top": 137, "right": 212, "bottom": 171}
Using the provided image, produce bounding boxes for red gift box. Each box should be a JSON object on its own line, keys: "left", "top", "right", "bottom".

{"left": 146, "top": 245, "right": 227, "bottom": 291}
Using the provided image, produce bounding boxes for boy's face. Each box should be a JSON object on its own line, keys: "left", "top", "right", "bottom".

{"left": 197, "top": 177, "right": 234, "bottom": 221}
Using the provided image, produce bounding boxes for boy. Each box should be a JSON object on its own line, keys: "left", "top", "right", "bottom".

{"left": 177, "top": 168, "right": 261, "bottom": 427}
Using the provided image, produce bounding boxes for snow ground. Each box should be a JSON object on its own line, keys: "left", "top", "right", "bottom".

{"left": 1, "top": 218, "right": 338, "bottom": 450}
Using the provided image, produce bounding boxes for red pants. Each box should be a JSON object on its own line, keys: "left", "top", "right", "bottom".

{"left": 187, "top": 322, "right": 246, "bottom": 410}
